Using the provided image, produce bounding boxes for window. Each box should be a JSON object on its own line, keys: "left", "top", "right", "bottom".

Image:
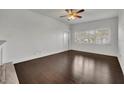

{"left": 75, "top": 28, "right": 111, "bottom": 45}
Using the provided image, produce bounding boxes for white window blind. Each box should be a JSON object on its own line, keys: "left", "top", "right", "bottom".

{"left": 75, "top": 28, "right": 111, "bottom": 45}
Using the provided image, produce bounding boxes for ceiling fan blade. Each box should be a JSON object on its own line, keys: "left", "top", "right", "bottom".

{"left": 65, "top": 9, "right": 73, "bottom": 14}
{"left": 60, "top": 15, "right": 67, "bottom": 17}
{"left": 76, "top": 16, "right": 82, "bottom": 18}
{"left": 70, "top": 9, "right": 73, "bottom": 12}
{"left": 77, "top": 9, "right": 85, "bottom": 13}
{"left": 65, "top": 9, "right": 70, "bottom": 13}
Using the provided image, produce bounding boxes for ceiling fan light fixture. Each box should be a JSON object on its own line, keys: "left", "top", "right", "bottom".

{"left": 60, "top": 9, "right": 85, "bottom": 21}
{"left": 68, "top": 15, "right": 76, "bottom": 20}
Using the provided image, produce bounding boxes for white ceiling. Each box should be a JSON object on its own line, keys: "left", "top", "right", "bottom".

{"left": 30, "top": 9, "right": 118, "bottom": 24}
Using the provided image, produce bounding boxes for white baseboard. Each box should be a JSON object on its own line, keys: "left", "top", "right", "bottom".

{"left": 71, "top": 48, "right": 117, "bottom": 57}
{"left": 13, "top": 49, "right": 68, "bottom": 64}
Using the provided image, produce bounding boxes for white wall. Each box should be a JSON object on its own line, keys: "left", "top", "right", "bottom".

{"left": 70, "top": 17, "right": 118, "bottom": 56}
{"left": 0, "top": 10, "right": 70, "bottom": 64}
{"left": 118, "top": 10, "right": 124, "bottom": 74}
{"left": 0, "top": 10, "right": 120, "bottom": 66}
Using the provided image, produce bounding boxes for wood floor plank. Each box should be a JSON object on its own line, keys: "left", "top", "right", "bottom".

{"left": 14, "top": 50, "right": 124, "bottom": 84}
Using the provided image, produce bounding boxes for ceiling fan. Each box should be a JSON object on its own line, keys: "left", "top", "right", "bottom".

{"left": 60, "top": 9, "right": 85, "bottom": 21}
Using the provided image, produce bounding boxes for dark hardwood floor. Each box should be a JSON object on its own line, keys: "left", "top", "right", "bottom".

{"left": 14, "top": 50, "right": 124, "bottom": 84}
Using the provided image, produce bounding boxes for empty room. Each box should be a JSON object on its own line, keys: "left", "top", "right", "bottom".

{"left": 0, "top": 9, "right": 124, "bottom": 84}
